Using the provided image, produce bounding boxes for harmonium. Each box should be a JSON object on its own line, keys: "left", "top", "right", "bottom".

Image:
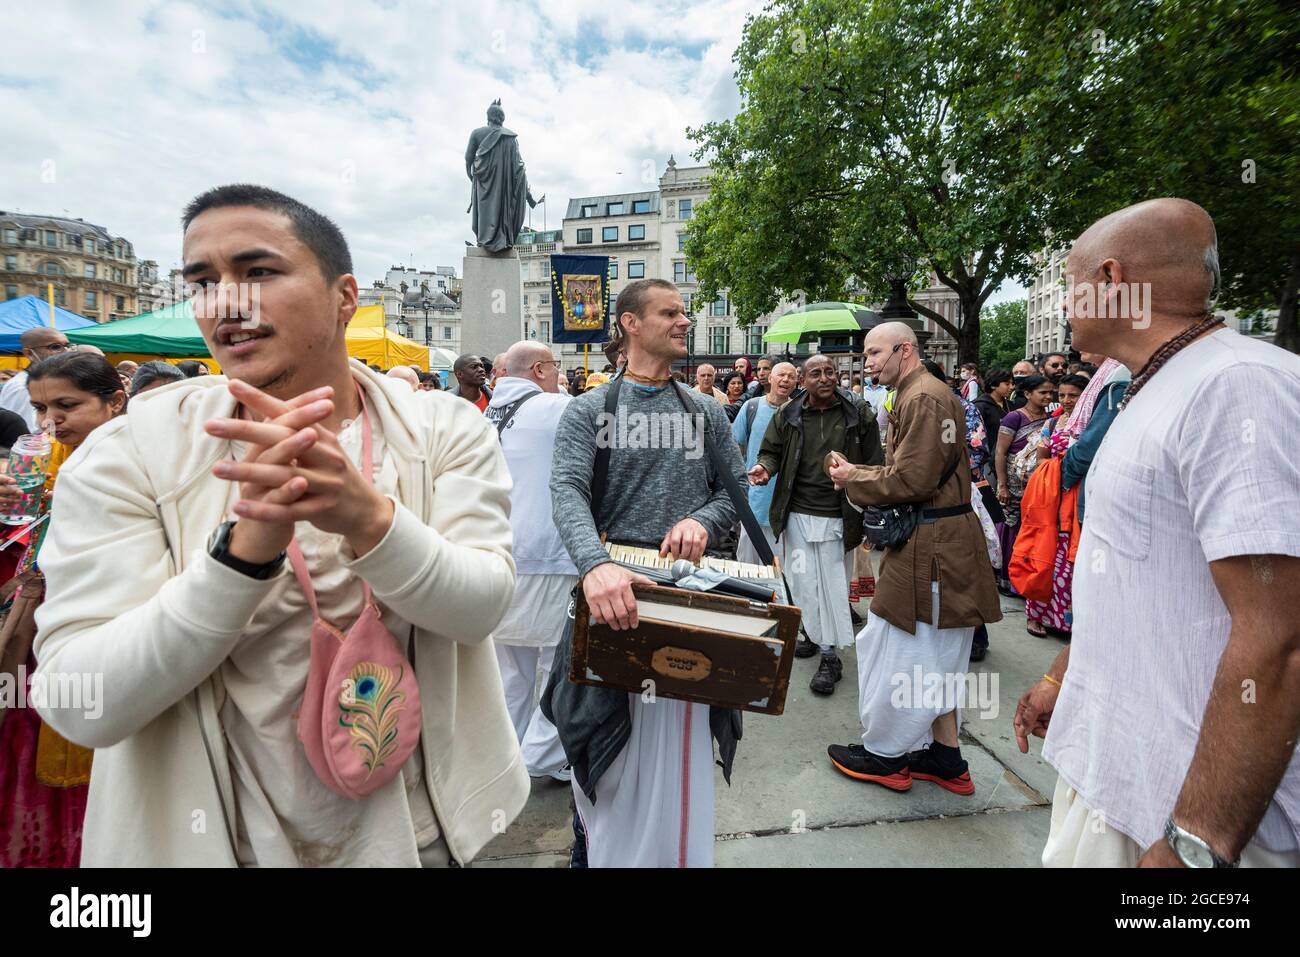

{"left": 570, "top": 543, "right": 802, "bottom": 715}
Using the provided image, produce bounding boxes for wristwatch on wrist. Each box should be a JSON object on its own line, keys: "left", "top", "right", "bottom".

{"left": 207, "top": 521, "right": 286, "bottom": 580}
{"left": 1164, "top": 818, "right": 1239, "bottom": 868}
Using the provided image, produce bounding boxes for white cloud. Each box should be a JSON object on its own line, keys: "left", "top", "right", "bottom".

{"left": 1, "top": 0, "right": 761, "bottom": 285}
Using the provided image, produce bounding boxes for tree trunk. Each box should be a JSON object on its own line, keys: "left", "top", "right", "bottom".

{"left": 957, "top": 296, "right": 982, "bottom": 366}
{"left": 1272, "top": 247, "right": 1300, "bottom": 354}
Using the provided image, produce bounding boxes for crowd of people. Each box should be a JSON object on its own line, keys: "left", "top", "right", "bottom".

{"left": 0, "top": 187, "right": 1295, "bottom": 873}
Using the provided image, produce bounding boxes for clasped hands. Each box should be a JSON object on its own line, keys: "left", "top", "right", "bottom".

{"left": 204, "top": 380, "right": 394, "bottom": 564}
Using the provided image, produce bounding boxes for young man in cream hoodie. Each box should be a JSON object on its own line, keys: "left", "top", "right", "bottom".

{"left": 33, "top": 185, "right": 528, "bottom": 867}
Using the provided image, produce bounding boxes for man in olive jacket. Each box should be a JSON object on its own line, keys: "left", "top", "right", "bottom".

{"left": 749, "top": 354, "right": 883, "bottom": 696}
{"left": 826, "top": 323, "right": 1002, "bottom": 797}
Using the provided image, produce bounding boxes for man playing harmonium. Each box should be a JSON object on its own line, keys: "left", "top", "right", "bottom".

{"left": 546, "top": 278, "right": 749, "bottom": 867}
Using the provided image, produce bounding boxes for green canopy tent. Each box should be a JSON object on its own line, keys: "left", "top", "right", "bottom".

{"left": 64, "top": 300, "right": 208, "bottom": 356}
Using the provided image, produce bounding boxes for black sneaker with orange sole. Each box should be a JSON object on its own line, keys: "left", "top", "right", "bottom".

{"left": 827, "top": 744, "right": 912, "bottom": 791}
{"left": 906, "top": 746, "right": 976, "bottom": 795}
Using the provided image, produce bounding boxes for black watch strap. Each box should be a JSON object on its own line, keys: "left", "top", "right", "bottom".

{"left": 207, "top": 521, "right": 286, "bottom": 580}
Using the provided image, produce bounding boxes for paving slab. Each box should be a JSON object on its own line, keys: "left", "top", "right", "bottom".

{"left": 715, "top": 805, "right": 1052, "bottom": 867}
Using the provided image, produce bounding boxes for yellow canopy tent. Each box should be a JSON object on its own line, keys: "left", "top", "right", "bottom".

{"left": 345, "top": 305, "right": 429, "bottom": 371}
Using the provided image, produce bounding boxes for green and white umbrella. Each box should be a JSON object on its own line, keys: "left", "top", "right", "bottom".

{"left": 762, "top": 302, "right": 869, "bottom": 343}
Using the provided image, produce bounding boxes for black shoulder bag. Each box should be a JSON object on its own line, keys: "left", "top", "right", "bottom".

{"left": 859, "top": 442, "right": 970, "bottom": 550}
{"left": 485, "top": 390, "right": 539, "bottom": 437}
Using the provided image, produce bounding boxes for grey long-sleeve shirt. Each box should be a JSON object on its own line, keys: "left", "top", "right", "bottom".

{"left": 551, "top": 380, "right": 747, "bottom": 579}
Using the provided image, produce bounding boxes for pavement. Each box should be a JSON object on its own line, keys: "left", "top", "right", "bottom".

{"left": 475, "top": 586, "right": 1065, "bottom": 868}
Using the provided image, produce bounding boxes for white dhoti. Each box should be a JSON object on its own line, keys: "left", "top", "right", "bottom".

{"left": 736, "top": 523, "right": 781, "bottom": 568}
{"left": 491, "top": 573, "right": 576, "bottom": 777}
{"left": 782, "top": 512, "right": 855, "bottom": 650}
{"left": 1042, "top": 777, "right": 1300, "bottom": 867}
{"left": 856, "top": 581, "right": 975, "bottom": 757}
{"left": 572, "top": 695, "right": 715, "bottom": 868}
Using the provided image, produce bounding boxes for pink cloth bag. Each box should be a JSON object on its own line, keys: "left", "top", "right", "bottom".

{"left": 293, "top": 395, "right": 422, "bottom": 799}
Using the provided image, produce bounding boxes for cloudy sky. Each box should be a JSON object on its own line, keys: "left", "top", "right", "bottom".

{"left": 3, "top": 0, "right": 1021, "bottom": 303}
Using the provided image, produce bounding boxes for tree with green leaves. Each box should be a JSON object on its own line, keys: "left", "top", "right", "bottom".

{"left": 979, "top": 300, "right": 1027, "bottom": 372}
{"left": 686, "top": 0, "right": 1100, "bottom": 364}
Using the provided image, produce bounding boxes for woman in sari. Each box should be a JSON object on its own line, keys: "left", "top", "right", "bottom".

{"left": 993, "top": 375, "right": 1055, "bottom": 596}
{"left": 0, "top": 352, "right": 126, "bottom": 867}
{"left": 1023, "top": 374, "right": 1088, "bottom": 637}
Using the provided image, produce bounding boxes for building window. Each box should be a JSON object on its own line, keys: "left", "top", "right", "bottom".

{"left": 114, "top": 268, "right": 125, "bottom": 283}
{"left": 679, "top": 198, "right": 693, "bottom": 220}
{"left": 606, "top": 202, "right": 624, "bottom": 216}
{"left": 628, "top": 224, "right": 645, "bottom": 241}
{"left": 53, "top": 286, "right": 65, "bottom": 306}
{"left": 709, "top": 327, "right": 730, "bottom": 354}
{"left": 686, "top": 264, "right": 697, "bottom": 283}
{"left": 84, "top": 238, "right": 94, "bottom": 253}
{"left": 748, "top": 326, "right": 767, "bottom": 354}
{"left": 4, "top": 285, "right": 17, "bottom": 300}
{"left": 443, "top": 326, "right": 452, "bottom": 340}
{"left": 682, "top": 292, "right": 692, "bottom": 314}
{"left": 673, "top": 261, "right": 685, "bottom": 283}
{"left": 540, "top": 293, "right": 550, "bottom": 305}
{"left": 576, "top": 228, "right": 592, "bottom": 244}
{"left": 3, "top": 229, "right": 16, "bottom": 244}
{"left": 42, "top": 262, "right": 62, "bottom": 276}
{"left": 522, "top": 294, "right": 529, "bottom": 306}
{"left": 710, "top": 296, "right": 728, "bottom": 317}
{"left": 45, "top": 231, "right": 58, "bottom": 247}
{"left": 116, "top": 296, "right": 125, "bottom": 311}
{"left": 86, "top": 291, "right": 97, "bottom": 308}
{"left": 602, "top": 226, "right": 617, "bottom": 242}
{"left": 677, "top": 232, "right": 687, "bottom": 252}
{"left": 632, "top": 199, "right": 651, "bottom": 214}
{"left": 628, "top": 261, "right": 645, "bottom": 279}
{"left": 3, "top": 255, "right": 15, "bottom": 272}
{"left": 687, "top": 328, "right": 696, "bottom": 353}
{"left": 84, "top": 263, "right": 96, "bottom": 278}
{"left": 581, "top": 204, "right": 597, "bottom": 218}
{"left": 608, "top": 262, "right": 618, "bottom": 280}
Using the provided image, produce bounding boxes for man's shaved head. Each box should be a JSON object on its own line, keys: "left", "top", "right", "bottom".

{"left": 385, "top": 365, "right": 419, "bottom": 390}
{"left": 864, "top": 321, "right": 918, "bottom": 351}
{"left": 1069, "top": 198, "right": 1218, "bottom": 320}
{"left": 504, "top": 340, "right": 554, "bottom": 377}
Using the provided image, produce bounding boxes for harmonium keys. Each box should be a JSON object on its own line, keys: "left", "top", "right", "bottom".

{"left": 571, "top": 582, "right": 801, "bottom": 716}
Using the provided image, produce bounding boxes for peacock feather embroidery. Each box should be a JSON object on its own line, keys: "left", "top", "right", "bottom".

{"left": 338, "top": 662, "right": 407, "bottom": 776}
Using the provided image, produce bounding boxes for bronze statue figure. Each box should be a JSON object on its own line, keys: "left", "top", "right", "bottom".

{"left": 465, "top": 100, "right": 541, "bottom": 252}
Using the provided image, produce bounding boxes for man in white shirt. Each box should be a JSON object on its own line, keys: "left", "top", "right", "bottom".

{"left": 1015, "top": 197, "right": 1300, "bottom": 868}
{"left": 485, "top": 340, "right": 575, "bottom": 780}
{"left": 0, "top": 327, "right": 72, "bottom": 430}
{"left": 693, "top": 363, "right": 727, "bottom": 403}
{"left": 34, "top": 185, "right": 527, "bottom": 867}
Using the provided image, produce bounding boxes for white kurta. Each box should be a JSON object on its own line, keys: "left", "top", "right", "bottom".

{"left": 572, "top": 695, "right": 715, "bottom": 868}
{"left": 735, "top": 523, "right": 781, "bottom": 569}
{"left": 856, "top": 581, "right": 975, "bottom": 758}
{"left": 782, "top": 512, "right": 855, "bottom": 649}
{"left": 492, "top": 572, "right": 575, "bottom": 776}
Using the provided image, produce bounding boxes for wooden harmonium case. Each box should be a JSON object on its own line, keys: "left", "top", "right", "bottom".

{"left": 571, "top": 580, "right": 801, "bottom": 716}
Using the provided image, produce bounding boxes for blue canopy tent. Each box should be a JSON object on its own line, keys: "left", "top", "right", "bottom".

{"left": 0, "top": 296, "right": 97, "bottom": 353}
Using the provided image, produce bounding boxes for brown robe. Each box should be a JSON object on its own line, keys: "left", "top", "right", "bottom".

{"left": 838, "top": 365, "right": 1003, "bottom": 634}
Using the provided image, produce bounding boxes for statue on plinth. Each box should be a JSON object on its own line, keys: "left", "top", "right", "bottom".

{"left": 465, "top": 100, "right": 542, "bottom": 253}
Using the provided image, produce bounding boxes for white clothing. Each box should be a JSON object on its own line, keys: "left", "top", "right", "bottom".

{"left": 220, "top": 412, "right": 438, "bottom": 867}
{"left": 1044, "top": 329, "right": 1300, "bottom": 853}
{"left": 1042, "top": 778, "right": 1300, "bottom": 868}
{"left": 487, "top": 377, "right": 576, "bottom": 575}
{"left": 856, "top": 582, "right": 975, "bottom": 757}
{"left": 782, "top": 512, "right": 854, "bottom": 649}
{"left": 494, "top": 643, "right": 567, "bottom": 776}
{"left": 573, "top": 695, "right": 715, "bottom": 867}
{"left": 33, "top": 362, "right": 528, "bottom": 866}
{"left": 736, "top": 523, "right": 781, "bottom": 570}
{"left": 492, "top": 572, "right": 575, "bottom": 777}
{"left": 0, "top": 370, "right": 37, "bottom": 432}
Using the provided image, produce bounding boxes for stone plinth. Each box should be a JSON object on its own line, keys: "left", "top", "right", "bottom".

{"left": 459, "top": 246, "right": 523, "bottom": 361}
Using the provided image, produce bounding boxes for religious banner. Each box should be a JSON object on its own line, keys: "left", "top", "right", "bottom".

{"left": 550, "top": 254, "right": 611, "bottom": 344}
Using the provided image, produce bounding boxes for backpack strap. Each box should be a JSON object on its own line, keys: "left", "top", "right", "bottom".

{"left": 590, "top": 373, "right": 622, "bottom": 522}
{"left": 490, "top": 390, "right": 540, "bottom": 437}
